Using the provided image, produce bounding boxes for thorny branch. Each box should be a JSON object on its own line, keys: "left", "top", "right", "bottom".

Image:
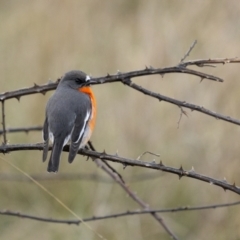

{"left": 1, "top": 58, "right": 240, "bottom": 129}
{"left": 0, "top": 143, "right": 239, "bottom": 195}
{"left": 1, "top": 56, "right": 240, "bottom": 239}
{"left": 1, "top": 200, "right": 240, "bottom": 225}
{"left": 88, "top": 142, "right": 178, "bottom": 239}
{"left": 121, "top": 78, "right": 240, "bottom": 126}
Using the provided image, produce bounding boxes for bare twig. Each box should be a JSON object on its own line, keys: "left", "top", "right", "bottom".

{"left": 0, "top": 210, "right": 79, "bottom": 225}
{"left": 182, "top": 57, "right": 240, "bottom": 67}
{"left": 1, "top": 60, "right": 230, "bottom": 102}
{"left": 136, "top": 151, "right": 160, "bottom": 160}
{"left": 88, "top": 141, "right": 125, "bottom": 184}
{"left": 88, "top": 142, "right": 178, "bottom": 239}
{"left": 93, "top": 156, "right": 179, "bottom": 239}
{"left": 0, "top": 143, "right": 239, "bottom": 194}
{"left": 1, "top": 200, "right": 240, "bottom": 225}
{"left": 180, "top": 40, "right": 197, "bottom": 63}
{"left": 0, "top": 82, "right": 58, "bottom": 102}
{"left": 2, "top": 60, "right": 240, "bottom": 129}
{"left": 177, "top": 107, "right": 188, "bottom": 128}
{"left": 1, "top": 101, "right": 7, "bottom": 144}
{"left": 0, "top": 126, "right": 42, "bottom": 135}
{"left": 121, "top": 78, "right": 240, "bottom": 126}
{"left": 1, "top": 57, "right": 240, "bottom": 238}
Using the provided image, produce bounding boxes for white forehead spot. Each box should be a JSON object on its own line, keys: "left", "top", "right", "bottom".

{"left": 85, "top": 75, "right": 91, "bottom": 81}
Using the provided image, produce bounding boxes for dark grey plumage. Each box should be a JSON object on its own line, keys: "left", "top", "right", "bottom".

{"left": 42, "top": 70, "right": 91, "bottom": 172}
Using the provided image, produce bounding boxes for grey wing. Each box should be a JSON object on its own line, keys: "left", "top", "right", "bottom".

{"left": 42, "top": 117, "right": 49, "bottom": 162}
{"left": 68, "top": 110, "right": 91, "bottom": 163}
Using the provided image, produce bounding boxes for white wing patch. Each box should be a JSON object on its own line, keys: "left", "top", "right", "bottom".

{"left": 74, "top": 110, "right": 91, "bottom": 143}
{"left": 63, "top": 134, "right": 71, "bottom": 146}
{"left": 49, "top": 132, "right": 54, "bottom": 143}
{"left": 49, "top": 130, "right": 71, "bottom": 147}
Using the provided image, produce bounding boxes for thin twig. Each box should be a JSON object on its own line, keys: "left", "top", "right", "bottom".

{"left": 1, "top": 101, "right": 7, "bottom": 144}
{"left": 177, "top": 107, "right": 188, "bottom": 129}
{"left": 0, "top": 126, "right": 42, "bottom": 135}
{"left": 94, "top": 157, "right": 179, "bottom": 239}
{"left": 1, "top": 60, "right": 231, "bottom": 102}
{"left": 0, "top": 82, "right": 58, "bottom": 102}
{"left": 88, "top": 141, "right": 125, "bottom": 184}
{"left": 182, "top": 57, "right": 240, "bottom": 67}
{"left": 1, "top": 200, "right": 240, "bottom": 225}
{"left": 121, "top": 78, "right": 240, "bottom": 127}
{"left": 136, "top": 151, "right": 160, "bottom": 160}
{"left": 1, "top": 143, "right": 238, "bottom": 194}
{"left": 88, "top": 143, "right": 179, "bottom": 240}
{"left": 180, "top": 40, "right": 197, "bottom": 63}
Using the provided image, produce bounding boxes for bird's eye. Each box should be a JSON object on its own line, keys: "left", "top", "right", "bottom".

{"left": 75, "top": 78, "right": 82, "bottom": 84}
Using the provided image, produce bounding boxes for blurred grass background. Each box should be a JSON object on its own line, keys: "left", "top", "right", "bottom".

{"left": 1, "top": 1, "right": 240, "bottom": 239}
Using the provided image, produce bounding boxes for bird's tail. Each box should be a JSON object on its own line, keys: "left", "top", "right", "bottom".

{"left": 47, "top": 139, "right": 64, "bottom": 173}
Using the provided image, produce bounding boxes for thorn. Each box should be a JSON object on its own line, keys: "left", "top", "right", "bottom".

{"left": 145, "top": 66, "right": 149, "bottom": 70}
{"left": 181, "top": 108, "right": 188, "bottom": 117}
{"left": 159, "top": 160, "right": 164, "bottom": 166}
{"left": 33, "top": 83, "right": 39, "bottom": 88}
{"left": 122, "top": 163, "right": 127, "bottom": 169}
{"left": 200, "top": 77, "right": 204, "bottom": 83}
{"left": 178, "top": 165, "right": 184, "bottom": 179}
{"left": 48, "top": 79, "right": 54, "bottom": 84}
{"left": 160, "top": 73, "right": 165, "bottom": 78}
{"left": 41, "top": 91, "right": 46, "bottom": 95}
{"left": 106, "top": 73, "right": 111, "bottom": 77}
{"left": 149, "top": 65, "right": 154, "bottom": 70}
{"left": 232, "top": 182, "right": 236, "bottom": 188}
{"left": 15, "top": 96, "right": 21, "bottom": 102}
{"left": 189, "top": 166, "right": 195, "bottom": 173}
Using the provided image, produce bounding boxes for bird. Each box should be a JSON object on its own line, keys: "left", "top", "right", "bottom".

{"left": 42, "top": 70, "right": 96, "bottom": 172}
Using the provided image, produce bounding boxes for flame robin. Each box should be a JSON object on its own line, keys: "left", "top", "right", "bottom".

{"left": 42, "top": 70, "right": 96, "bottom": 172}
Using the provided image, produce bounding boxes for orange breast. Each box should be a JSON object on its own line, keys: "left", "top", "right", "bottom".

{"left": 78, "top": 86, "right": 96, "bottom": 132}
